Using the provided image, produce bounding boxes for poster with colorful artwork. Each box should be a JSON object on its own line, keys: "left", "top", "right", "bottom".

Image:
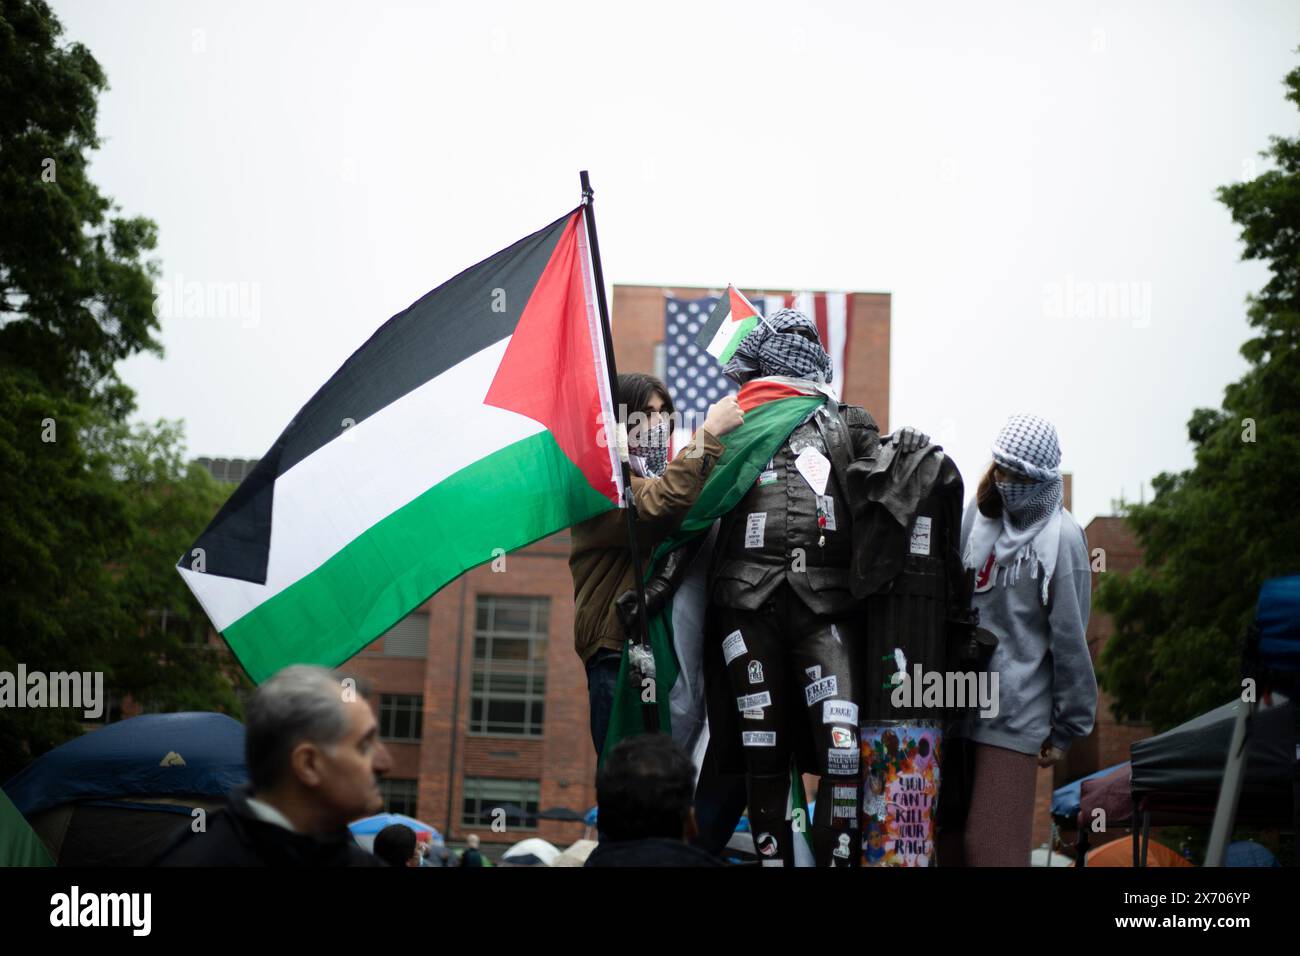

{"left": 860, "top": 721, "right": 942, "bottom": 867}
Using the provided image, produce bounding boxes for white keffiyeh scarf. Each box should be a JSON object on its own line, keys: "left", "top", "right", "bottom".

{"left": 962, "top": 414, "right": 1065, "bottom": 605}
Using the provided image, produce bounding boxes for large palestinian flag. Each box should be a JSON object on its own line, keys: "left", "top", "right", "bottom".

{"left": 178, "top": 207, "right": 622, "bottom": 682}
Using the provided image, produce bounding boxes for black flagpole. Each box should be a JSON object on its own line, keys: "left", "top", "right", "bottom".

{"left": 580, "top": 170, "right": 659, "bottom": 734}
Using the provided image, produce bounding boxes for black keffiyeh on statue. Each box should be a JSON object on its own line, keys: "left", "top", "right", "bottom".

{"left": 722, "top": 308, "right": 832, "bottom": 385}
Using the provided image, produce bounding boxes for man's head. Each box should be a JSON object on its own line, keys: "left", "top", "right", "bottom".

{"left": 466, "top": 833, "right": 480, "bottom": 849}
{"left": 244, "top": 665, "right": 392, "bottom": 830}
{"left": 722, "top": 308, "right": 832, "bottom": 385}
{"left": 596, "top": 733, "right": 696, "bottom": 842}
{"left": 373, "top": 823, "right": 420, "bottom": 867}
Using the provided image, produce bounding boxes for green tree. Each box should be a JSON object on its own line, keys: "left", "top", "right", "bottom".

{"left": 0, "top": 0, "right": 248, "bottom": 780}
{"left": 0, "top": 397, "right": 242, "bottom": 778}
{"left": 94, "top": 419, "right": 243, "bottom": 716}
{"left": 1097, "top": 61, "right": 1300, "bottom": 732}
{"left": 0, "top": 0, "right": 161, "bottom": 416}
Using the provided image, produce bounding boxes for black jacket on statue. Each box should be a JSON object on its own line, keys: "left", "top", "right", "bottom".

{"left": 154, "top": 785, "right": 385, "bottom": 867}
{"left": 701, "top": 402, "right": 880, "bottom": 780}
{"left": 709, "top": 402, "right": 880, "bottom": 615}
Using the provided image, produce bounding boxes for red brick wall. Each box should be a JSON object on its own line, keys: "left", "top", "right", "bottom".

{"left": 847, "top": 292, "right": 891, "bottom": 432}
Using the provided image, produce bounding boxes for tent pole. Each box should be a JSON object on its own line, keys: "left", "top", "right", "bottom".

{"left": 1204, "top": 697, "right": 1254, "bottom": 866}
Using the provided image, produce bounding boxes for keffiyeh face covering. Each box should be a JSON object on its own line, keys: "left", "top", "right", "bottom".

{"left": 995, "top": 474, "right": 1062, "bottom": 531}
{"left": 630, "top": 418, "right": 670, "bottom": 478}
{"left": 722, "top": 308, "right": 832, "bottom": 385}
{"left": 964, "top": 414, "right": 1066, "bottom": 604}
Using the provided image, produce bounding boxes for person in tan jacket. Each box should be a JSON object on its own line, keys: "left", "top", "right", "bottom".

{"left": 571, "top": 372, "right": 744, "bottom": 757}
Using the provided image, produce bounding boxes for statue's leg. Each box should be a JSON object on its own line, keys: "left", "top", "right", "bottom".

{"left": 790, "top": 604, "right": 864, "bottom": 867}
{"left": 716, "top": 601, "right": 794, "bottom": 867}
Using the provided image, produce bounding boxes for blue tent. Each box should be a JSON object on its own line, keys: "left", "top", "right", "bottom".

{"left": 5, "top": 712, "right": 246, "bottom": 817}
{"left": 1050, "top": 761, "right": 1129, "bottom": 820}
{"left": 4, "top": 712, "right": 246, "bottom": 865}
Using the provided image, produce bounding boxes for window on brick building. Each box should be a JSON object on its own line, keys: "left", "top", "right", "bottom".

{"left": 461, "top": 777, "right": 539, "bottom": 830}
{"left": 470, "top": 596, "right": 548, "bottom": 736}
{"left": 379, "top": 778, "right": 418, "bottom": 817}
{"left": 381, "top": 610, "right": 429, "bottom": 658}
{"left": 378, "top": 693, "right": 423, "bottom": 741}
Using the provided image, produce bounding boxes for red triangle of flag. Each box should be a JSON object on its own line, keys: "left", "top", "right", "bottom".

{"left": 483, "top": 211, "right": 618, "bottom": 504}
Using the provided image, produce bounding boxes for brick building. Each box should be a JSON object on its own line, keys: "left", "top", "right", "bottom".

{"left": 335, "top": 284, "right": 893, "bottom": 854}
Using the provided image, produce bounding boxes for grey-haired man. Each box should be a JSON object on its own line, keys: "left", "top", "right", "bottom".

{"left": 156, "top": 665, "right": 392, "bottom": 866}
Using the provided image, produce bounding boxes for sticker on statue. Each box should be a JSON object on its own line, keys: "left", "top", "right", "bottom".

{"left": 794, "top": 447, "right": 831, "bottom": 496}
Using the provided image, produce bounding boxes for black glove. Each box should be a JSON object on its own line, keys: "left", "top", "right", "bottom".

{"left": 613, "top": 535, "right": 707, "bottom": 638}
{"left": 886, "top": 425, "right": 929, "bottom": 454}
{"left": 615, "top": 576, "right": 672, "bottom": 636}
{"left": 614, "top": 589, "right": 644, "bottom": 635}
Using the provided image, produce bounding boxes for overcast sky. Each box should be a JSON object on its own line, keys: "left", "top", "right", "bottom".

{"left": 54, "top": 0, "right": 1300, "bottom": 526}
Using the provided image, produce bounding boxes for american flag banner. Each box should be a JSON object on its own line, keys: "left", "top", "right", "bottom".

{"left": 663, "top": 291, "right": 850, "bottom": 447}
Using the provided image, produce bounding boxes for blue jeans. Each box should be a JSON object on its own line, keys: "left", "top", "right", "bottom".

{"left": 585, "top": 647, "right": 622, "bottom": 758}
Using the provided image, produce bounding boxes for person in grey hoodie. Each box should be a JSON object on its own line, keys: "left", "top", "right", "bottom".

{"left": 955, "top": 414, "right": 1097, "bottom": 866}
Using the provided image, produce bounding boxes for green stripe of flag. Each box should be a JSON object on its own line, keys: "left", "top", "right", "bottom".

{"left": 712, "top": 314, "right": 759, "bottom": 363}
{"left": 222, "top": 432, "right": 614, "bottom": 682}
{"left": 0, "top": 788, "right": 53, "bottom": 866}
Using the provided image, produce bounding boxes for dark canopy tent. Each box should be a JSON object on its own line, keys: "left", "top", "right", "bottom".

{"left": 1077, "top": 577, "right": 1300, "bottom": 867}
{"left": 1116, "top": 697, "right": 1296, "bottom": 866}
{"left": 1130, "top": 698, "right": 1295, "bottom": 826}
{"left": 4, "top": 712, "right": 247, "bottom": 865}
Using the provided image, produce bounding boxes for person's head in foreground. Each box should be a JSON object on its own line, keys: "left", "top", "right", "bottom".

{"left": 373, "top": 823, "right": 420, "bottom": 867}
{"left": 244, "top": 664, "right": 393, "bottom": 833}
{"left": 596, "top": 733, "right": 697, "bottom": 843}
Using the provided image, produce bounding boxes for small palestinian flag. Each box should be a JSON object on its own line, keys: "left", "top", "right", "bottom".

{"left": 696, "top": 285, "right": 764, "bottom": 363}
{"left": 178, "top": 207, "right": 622, "bottom": 682}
